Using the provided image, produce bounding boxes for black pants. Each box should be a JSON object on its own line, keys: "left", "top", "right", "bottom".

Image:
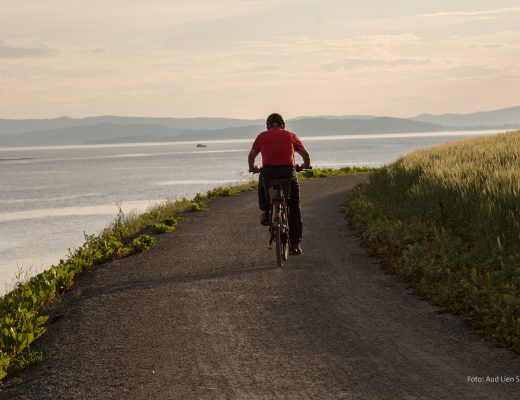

{"left": 258, "top": 166, "right": 302, "bottom": 244}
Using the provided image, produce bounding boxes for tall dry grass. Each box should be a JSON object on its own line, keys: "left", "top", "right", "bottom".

{"left": 347, "top": 130, "right": 520, "bottom": 351}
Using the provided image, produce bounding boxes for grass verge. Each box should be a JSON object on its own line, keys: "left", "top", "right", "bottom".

{"left": 299, "top": 166, "right": 377, "bottom": 178}
{"left": 345, "top": 131, "right": 520, "bottom": 352}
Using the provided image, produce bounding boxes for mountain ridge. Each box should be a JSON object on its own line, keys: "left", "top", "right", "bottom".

{"left": 0, "top": 106, "right": 518, "bottom": 147}
{"left": 412, "top": 106, "right": 520, "bottom": 127}
{"left": 0, "top": 118, "right": 445, "bottom": 147}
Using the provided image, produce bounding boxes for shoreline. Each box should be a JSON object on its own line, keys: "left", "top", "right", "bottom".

{"left": 0, "top": 129, "right": 506, "bottom": 152}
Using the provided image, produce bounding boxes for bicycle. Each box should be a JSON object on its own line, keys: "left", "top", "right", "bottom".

{"left": 265, "top": 176, "right": 291, "bottom": 267}
{"left": 251, "top": 165, "right": 311, "bottom": 268}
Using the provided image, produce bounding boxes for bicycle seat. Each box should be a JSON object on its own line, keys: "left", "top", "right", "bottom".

{"left": 265, "top": 178, "right": 291, "bottom": 200}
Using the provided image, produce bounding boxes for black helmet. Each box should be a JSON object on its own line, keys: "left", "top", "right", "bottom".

{"left": 266, "top": 113, "right": 285, "bottom": 129}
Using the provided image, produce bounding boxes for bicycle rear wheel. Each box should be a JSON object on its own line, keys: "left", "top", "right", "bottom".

{"left": 281, "top": 210, "right": 289, "bottom": 262}
{"left": 272, "top": 203, "right": 284, "bottom": 267}
{"left": 275, "top": 224, "right": 283, "bottom": 267}
{"left": 281, "top": 236, "right": 288, "bottom": 262}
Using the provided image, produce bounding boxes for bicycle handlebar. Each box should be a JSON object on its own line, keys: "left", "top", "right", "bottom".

{"left": 295, "top": 165, "right": 312, "bottom": 173}
{"left": 248, "top": 165, "right": 312, "bottom": 174}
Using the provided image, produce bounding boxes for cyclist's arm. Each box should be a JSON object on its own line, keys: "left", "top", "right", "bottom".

{"left": 248, "top": 148, "right": 260, "bottom": 171}
{"left": 296, "top": 146, "right": 311, "bottom": 168}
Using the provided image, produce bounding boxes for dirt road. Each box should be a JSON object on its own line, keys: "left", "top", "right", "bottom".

{"left": 3, "top": 175, "right": 520, "bottom": 399}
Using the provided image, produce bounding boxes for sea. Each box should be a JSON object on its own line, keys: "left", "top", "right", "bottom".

{"left": 0, "top": 129, "right": 504, "bottom": 293}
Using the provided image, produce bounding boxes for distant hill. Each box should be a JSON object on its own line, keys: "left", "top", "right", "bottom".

{"left": 412, "top": 106, "right": 520, "bottom": 128}
{"left": 0, "top": 118, "right": 444, "bottom": 147}
{"left": 86, "top": 125, "right": 263, "bottom": 145}
{"left": 0, "top": 106, "right": 518, "bottom": 147}
{"left": 0, "top": 116, "right": 264, "bottom": 137}
{"left": 288, "top": 117, "right": 443, "bottom": 135}
{"left": 0, "top": 123, "right": 184, "bottom": 146}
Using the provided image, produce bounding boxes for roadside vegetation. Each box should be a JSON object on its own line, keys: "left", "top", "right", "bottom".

{"left": 0, "top": 181, "right": 257, "bottom": 385}
{"left": 346, "top": 130, "right": 520, "bottom": 352}
{"left": 299, "top": 165, "right": 376, "bottom": 178}
{"left": 0, "top": 166, "right": 375, "bottom": 385}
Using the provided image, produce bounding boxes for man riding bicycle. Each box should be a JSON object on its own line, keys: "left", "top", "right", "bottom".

{"left": 248, "top": 113, "right": 311, "bottom": 255}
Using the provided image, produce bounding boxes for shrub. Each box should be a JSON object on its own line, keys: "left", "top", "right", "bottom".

{"left": 151, "top": 223, "right": 174, "bottom": 234}
{"left": 130, "top": 235, "right": 157, "bottom": 252}
{"left": 162, "top": 217, "right": 177, "bottom": 227}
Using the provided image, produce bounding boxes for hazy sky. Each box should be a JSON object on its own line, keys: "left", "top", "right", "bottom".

{"left": 1, "top": 0, "right": 519, "bottom": 119}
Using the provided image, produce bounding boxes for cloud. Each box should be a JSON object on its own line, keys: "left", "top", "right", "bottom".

{"left": 0, "top": 42, "right": 53, "bottom": 58}
{"left": 463, "top": 41, "right": 520, "bottom": 49}
{"left": 355, "top": 34, "right": 422, "bottom": 46}
{"left": 1, "top": 2, "right": 519, "bottom": 118}
{"left": 322, "top": 57, "right": 433, "bottom": 72}
{"left": 351, "top": 6, "right": 520, "bottom": 35}
{"left": 237, "top": 34, "right": 422, "bottom": 59}
{"left": 1, "top": 0, "right": 310, "bottom": 38}
{"left": 421, "top": 7, "right": 520, "bottom": 18}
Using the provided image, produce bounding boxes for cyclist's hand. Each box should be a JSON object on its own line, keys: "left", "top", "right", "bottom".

{"left": 249, "top": 165, "right": 261, "bottom": 173}
{"left": 300, "top": 163, "right": 312, "bottom": 170}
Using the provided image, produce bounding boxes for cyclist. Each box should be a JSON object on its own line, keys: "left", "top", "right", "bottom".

{"left": 248, "top": 113, "right": 311, "bottom": 255}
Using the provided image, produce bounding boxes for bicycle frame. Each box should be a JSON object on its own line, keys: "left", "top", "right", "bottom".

{"left": 266, "top": 179, "right": 291, "bottom": 267}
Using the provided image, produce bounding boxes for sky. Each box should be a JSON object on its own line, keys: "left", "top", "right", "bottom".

{"left": 0, "top": 0, "right": 519, "bottom": 119}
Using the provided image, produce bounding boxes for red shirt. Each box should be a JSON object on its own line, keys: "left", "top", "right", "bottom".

{"left": 252, "top": 128, "right": 304, "bottom": 166}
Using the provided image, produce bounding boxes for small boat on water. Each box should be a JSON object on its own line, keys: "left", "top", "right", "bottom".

{"left": 196, "top": 144, "right": 207, "bottom": 148}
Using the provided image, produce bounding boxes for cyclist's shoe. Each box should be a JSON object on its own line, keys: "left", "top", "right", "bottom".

{"left": 260, "top": 211, "right": 270, "bottom": 226}
{"left": 289, "top": 243, "right": 302, "bottom": 255}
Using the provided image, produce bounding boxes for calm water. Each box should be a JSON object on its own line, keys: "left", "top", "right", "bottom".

{"left": 0, "top": 130, "right": 502, "bottom": 292}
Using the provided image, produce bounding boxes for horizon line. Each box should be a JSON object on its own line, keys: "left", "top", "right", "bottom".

{"left": 0, "top": 104, "right": 519, "bottom": 122}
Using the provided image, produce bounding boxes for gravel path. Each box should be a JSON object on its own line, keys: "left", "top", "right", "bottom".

{"left": 2, "top": 175, "right": 520, "bottom": 399}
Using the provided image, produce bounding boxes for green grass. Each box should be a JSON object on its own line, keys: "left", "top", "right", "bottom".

{"left": 299, "top": 166, "right": 378, "bottom": 178}
{"left": 0, "top": 167, "right": 373, "bottom": 385}
{"left": 345, "top": 130, "right": 520, "bottom": 352}
{"left": 151, "top": 223, "right": 175, "bottom": 234}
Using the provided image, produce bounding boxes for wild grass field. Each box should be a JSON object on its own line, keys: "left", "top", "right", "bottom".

{"left": 346, "top": 130, "right": 520, "bottom": 351}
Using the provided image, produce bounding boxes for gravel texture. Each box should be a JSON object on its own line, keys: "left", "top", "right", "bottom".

{"left": 2, "top": 175, "right": 520, "bottom": 399}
